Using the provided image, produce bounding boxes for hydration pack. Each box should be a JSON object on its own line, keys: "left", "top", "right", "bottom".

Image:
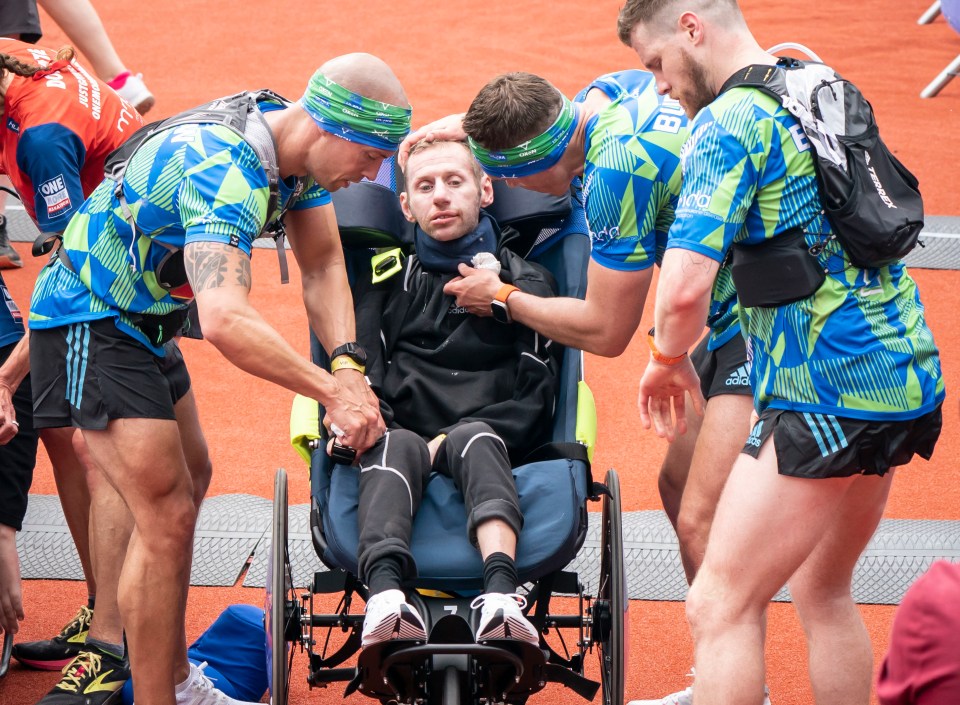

{"left": 721, "top": 58, "right": 924, "bottom": 269}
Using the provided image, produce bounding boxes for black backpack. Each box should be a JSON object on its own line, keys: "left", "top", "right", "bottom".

{"left": 721, "top": 58, "right": 924, "bottom": 268}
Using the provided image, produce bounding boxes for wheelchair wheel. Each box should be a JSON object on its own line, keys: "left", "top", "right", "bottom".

{"left": 266, "top": 468, "right": 292, "bottom": 705}
{"left": 596, "top": 469, "right": 625, "bottom": 705}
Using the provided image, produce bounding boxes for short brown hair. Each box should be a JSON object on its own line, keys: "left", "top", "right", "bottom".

{"left": 617, "top": 0, "right": 742, "bottom": 45}
{"left": 617, "top": 0, "right": 676, "bottom": 44}
{"left": 402, "top": 139, "right": 483, "bottom": 183}
{"left": 462, "top": 72, "right": 563, "bottom": 152}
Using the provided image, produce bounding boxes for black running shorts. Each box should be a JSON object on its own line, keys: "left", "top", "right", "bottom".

{"left": 742, "top": 404, "right": 943, "bottom": 478}
{"left": 690, "top": 334, "right": 752, "bottom": 399}
{"left": 30, "top": 319, "right": 192, "bottom": 430}
{"left": 0, "top": 0, "right": 41, "bottom": 43}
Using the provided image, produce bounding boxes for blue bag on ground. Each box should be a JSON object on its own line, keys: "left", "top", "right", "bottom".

{"left": 121, "top": 604, "right": 268, "bottom": 703}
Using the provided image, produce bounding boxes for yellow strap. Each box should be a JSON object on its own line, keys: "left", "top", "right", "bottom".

{"left": 290, "top": 393, "right": 321, "bottom": 468}
{"left": 371, "top": 248, "right": 403, "bottom": 284}
{"left": 331, "top": 355, "right": 366, "bottom": 374}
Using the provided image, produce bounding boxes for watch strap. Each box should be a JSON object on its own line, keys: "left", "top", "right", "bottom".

{"left": 646, "top": 327, "right": 688, "bottom": 366}
{"left": 331, "top": 355, "right": 366, "bottom": 374}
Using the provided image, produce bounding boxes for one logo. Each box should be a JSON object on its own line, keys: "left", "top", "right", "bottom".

{"left": 725, "top": 364, "right": 750, "bottom": 387}
{"left": 39, "top": 175, "right": 71, "bottom": 216}
{"left": 6, "top": 117, "right": 19, "bottom": 133}
{"left": 745, "top": 419, "right": 763, "bottom": 448}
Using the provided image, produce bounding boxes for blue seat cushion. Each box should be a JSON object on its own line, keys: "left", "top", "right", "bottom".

{"left": 320, "top": 459, "right": 590, "bottom": 590}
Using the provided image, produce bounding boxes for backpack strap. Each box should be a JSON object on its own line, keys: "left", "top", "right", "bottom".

{"left": 718, "top": 59, "right": 794, "bottom": 100}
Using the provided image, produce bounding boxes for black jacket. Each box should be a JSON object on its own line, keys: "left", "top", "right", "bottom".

{"left": 354, "top": 240, "right": 561, "bottom": 463}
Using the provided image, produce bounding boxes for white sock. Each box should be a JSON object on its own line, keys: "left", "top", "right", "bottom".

{"left": 174, "top": 662, "right": 197, "bottom": 695}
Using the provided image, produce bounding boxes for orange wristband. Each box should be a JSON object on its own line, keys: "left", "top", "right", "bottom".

{"left": 646, "top": 327, "right": 688, "bottom": 366}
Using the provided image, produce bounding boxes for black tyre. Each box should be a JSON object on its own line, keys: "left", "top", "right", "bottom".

{"left": 596, "top": 469, "right": 625, "bottom": 705}
{"left": 266, "top": 468, "right": 291, "bottom": 705}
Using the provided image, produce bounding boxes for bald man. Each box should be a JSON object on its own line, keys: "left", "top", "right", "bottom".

{"left": 26, "top": 53, "right": 409, "bottom": 705}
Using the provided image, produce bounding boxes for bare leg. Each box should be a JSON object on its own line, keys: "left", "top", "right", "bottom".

{"left": 42, "top": 427, "right": 96, "bottom": 598}
{"left": 686, "top": 441, "right": 864, "bottom": 705}
{"left": 675, "top": 394, "right": 753, "bottom": 582}
{"left": 82, "top": 418, "right": 197, "bottom": 705}
{"left": 657, "top": 393, "right": 701, "bottom": 537}
{"left": 789, "top": 471, "right": 893, "bottom": 705}
{"left": 36, "top": 0, "right": 127, "bottom": 81}
{"left": 476, "top": 519, "right": 517, "bottom": 560}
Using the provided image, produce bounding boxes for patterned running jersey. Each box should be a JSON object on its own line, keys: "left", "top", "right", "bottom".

{"left": 666, "top": 85, "right": 944, "bottom": 420}
{"left": 578, "top": 71, "right": 687, "bottom": 272}
{"left": 29, "top": 100, "right": 330, "bottom": 354}
{"left": 0, "top": 39, "right": 143, "bottom": 232}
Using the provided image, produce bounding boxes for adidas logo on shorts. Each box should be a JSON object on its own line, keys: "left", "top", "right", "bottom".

{"left": 746, "top": 419, "right": 764, "bottom": 448}
{"left": 725, "top": 364, "right": 750, "bottom": 387}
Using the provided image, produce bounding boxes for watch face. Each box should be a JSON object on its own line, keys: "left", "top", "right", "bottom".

{"left": 332, "top": 342, "right": 367, "bottom": 364}
{"left": 491, "top": 301, "right": 511, "bottom": 324}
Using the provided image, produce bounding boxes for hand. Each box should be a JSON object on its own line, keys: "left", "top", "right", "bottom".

{"left": 443, "top": 264, "right": 503, "bottom": 316}
{"left": 427, "top": 434, "right": 446, "bottom": 464}
{"left": 0, "top": 525, "right": 23, "bottom": 637}
{"left": 637, "top": 356, "right": 705, "bottom": 442}
{"left": 0, "top": 384, "right": 18, "bottom": 446}
{"left": 321, "top": 377, "right": 385, "bottom": 454}
{"left": 397, "top": 113, "right": 467, "bottom": 169}
{"left": 333, "top": 368, "right": 381, "bottom": 417}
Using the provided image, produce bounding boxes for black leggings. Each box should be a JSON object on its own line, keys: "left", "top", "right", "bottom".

{"left": 356, "top": 421, "right": 522, "bottom": 584}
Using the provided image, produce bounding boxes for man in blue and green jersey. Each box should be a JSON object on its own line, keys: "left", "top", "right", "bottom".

{"left": 403, "top": 70, "right": 755, "bottom": 601}
{"left": 623, "top": 2, "right": 945, "bottom": 704}
{"left": 27, "top": 53, "right": 407, "bottom": 705}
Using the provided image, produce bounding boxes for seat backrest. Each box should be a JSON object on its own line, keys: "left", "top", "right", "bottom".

{"left": 329, "top": 181, "right": 414, "bottom": 252}
{"left": 943, "top": 0, "right": 960, "bottom": 31}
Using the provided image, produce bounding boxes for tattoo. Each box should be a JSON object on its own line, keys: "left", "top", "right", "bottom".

{"left": 185, "top": 242, "right": 251, "bottom": 292}
{"left": 680, "top": 251, "right": 713, "bottom": 274}
{"left": 235, "top": 255, "right": 251, "bottom": 288}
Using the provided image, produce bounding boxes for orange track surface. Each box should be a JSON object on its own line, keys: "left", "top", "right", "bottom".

{"left": 3, "top": 1, "right": 960, "bottom": 703}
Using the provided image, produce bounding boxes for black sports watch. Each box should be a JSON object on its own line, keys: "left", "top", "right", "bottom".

{"left": 330, "top": 342, "right": 367, "bottom": 366}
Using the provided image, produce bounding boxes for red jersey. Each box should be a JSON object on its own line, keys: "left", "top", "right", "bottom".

{"left": 0, "top": 38, "right": 144, "bottom": 232}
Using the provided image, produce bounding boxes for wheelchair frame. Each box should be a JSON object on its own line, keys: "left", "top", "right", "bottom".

{"left": 265, "top": 179, "right": 627, "bottom": 705}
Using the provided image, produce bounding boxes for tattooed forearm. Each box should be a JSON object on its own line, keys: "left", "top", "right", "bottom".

{"left": 184, "top": 242, "right": 251, "bottom": 293}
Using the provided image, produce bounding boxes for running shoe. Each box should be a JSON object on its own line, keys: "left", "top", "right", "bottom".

{"left": 176, "top": 661, "right": 261, "bottom": 704}
{"left": 35, "top": 644, "right": 129, "bottom": 705}
{"left": 13, "top": 605, "right": 92, "bottom": 670}
{"left": 472, "top": 592, "right": 538, "bottom": 644}
{"left": 361, "top": 589, "right": 428, "bottom": 647}
{"left": 629, "top": 684, "right": 771, "bottom": 704}
{"left": 0, "top": 215, "right": 23, "bottom": 269}
{"left": 110, "top": 71, "right": 155, "bottom": 115}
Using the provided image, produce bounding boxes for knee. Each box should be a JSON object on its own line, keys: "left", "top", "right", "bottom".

{"left": 685, "top": 571, "right": 757, "bottom": 640}
{"left": 675, "top": 500, "right": 713, "bottom": 550}
{"left": 448, "top": 421, "right": 495, "bottom": 442}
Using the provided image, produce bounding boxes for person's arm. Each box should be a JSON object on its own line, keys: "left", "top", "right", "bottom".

{"left": 637, "top": 248, "right": 717, "bottom": 439}
{"left": 0, "top": 336, "right": 29, "bottom": 445}
{"left": 637, "top": 114, "right": 759, "bottom": 440}
{"left": 184, "top": 241, "right": 381, "bottom": 452}
{"left": 16, "top": 124, "right": 87, "bottom": 234}
{"left": 284, "top": 202, "right": 384, "bottom": 427}
{"left": 397, "top": 113, "right": 466, "bottom": 169}
{"left": 445, "top": 259, "right": 651, "bottom": 356}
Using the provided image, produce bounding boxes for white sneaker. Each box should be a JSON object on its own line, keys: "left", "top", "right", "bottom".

{"left": 114, "top": 72, "right": 155, "bottom": 115}
{"left": 628, "top": 685, "right": 771, "bottom": 705}
{"left": 361, "top": 589, "right": 428, "bottom": 647}
{"left": 175, "top": 661, "right": 260, "bottom": 704}
{"left": 628, "top": 687, "right": 693, "bottom": 705}
{"left": 471, "top": 592, "right": 538, "bottom": 645}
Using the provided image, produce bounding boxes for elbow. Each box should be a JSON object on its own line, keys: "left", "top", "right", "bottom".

{"left": 196, "top": 304, "right": 241, "bottom": 352}
{"left": 590, "top": 332, "right": 632, "bottom": 358}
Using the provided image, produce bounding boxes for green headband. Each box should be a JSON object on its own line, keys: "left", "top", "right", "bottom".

{"left": 299, "top": 71, "right": 411, "bottom": 150}
{"left": 468, "top": 94, "right": 579, "bottom": 178}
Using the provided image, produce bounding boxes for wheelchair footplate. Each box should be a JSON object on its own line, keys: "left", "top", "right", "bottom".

{"left": 353, "top": 610, "right": 548, "bottom": 705}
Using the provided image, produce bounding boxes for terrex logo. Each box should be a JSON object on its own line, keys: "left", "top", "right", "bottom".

{"left": 865, "top": 153, "right": 897, "bottom": 209}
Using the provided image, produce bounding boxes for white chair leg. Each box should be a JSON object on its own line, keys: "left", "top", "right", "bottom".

{"left": 918, "top": 0, "right": 942, "bottom": 24}
{"left": 921, "top": 54, "right": 960, "bottom": 97}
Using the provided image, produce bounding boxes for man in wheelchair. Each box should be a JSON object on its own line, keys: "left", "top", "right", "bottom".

{"left": 351, "top": 139, "right": 562, "bottom": 648}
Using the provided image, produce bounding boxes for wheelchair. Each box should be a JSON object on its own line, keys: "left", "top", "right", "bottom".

{"left": 266, "top": 168, "right": 626, "bottom": 705}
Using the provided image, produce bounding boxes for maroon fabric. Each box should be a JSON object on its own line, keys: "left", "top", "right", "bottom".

{"left": 878, "top": 561, "right": 960, "bottom": 705}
